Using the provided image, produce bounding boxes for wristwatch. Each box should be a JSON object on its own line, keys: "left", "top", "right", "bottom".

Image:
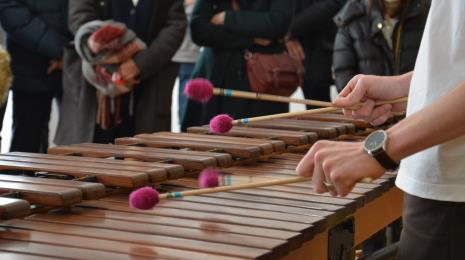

{"left": 363, "top": 130, "right": 399, "bottom": 171}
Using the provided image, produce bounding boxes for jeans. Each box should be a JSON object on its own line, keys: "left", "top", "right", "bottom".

{"left": 178, "top": 63, "right": 196, "bottom": 125}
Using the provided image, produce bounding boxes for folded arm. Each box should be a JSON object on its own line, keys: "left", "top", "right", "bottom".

{"left": 289, "top": 0, "right": 346, "bottom": 38}
{"left": 223, "top": 0, "right": 293, "bottom": 39}
{"left": 190, "top": 0, "right": 253, "bottom": 49}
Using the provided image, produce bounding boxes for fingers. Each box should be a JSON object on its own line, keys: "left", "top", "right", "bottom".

{"left": 286, "top": 42, "right": 298, "bottom": 60}
{"left": 211, "top": 12, "right": 226, "bottom": 25}
{"left": 312, "top": 159, "right": 328, "bottom": 194}
{"left": 253, "top": 38, "right": 272, "bottom": 46}
{"left": 343, "top": 98, "right": 390, "bottom": 124}
{"left": 351, "top": 99, "right": 375, "bottom": 120}
{"left": 369, "top": 104, "right": 392, "bottom": 126}
{"left": 337, "top": 75, "right": 360, "bottom": 98}
{"left": 47, "top": 63, "right": 58, "bottom": 75}
{"left": 118, "top": 59, "right": 140, "bottom": 81}
{"left": 391, "top": 102, "right": 408, "bottom": 114}
{"left": 333, "top": 75, "right": 367, "bottom": 108}
{"left": 286, "top": 40, "right": 305, "bottom": 62}
{"left": 297, "top": 141, "right": 364, "bottom": 197}
{"left": 101, "top": 42, "right": 143, "bottom": 64}
{"left": 296, "top": 148, "right": 315, "bottom": 177}
{"left": 296, "top": 43, "right": 305, "bottom": 61}
{"left": 117, "top": 41, "right": 144, "bottom": 60}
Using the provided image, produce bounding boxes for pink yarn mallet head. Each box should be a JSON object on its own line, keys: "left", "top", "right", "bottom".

{"left": 129, "top": 186, "right": 160, "bottom": 210}
{"left": 184, "top": 78, "right": 214, "bottom": 103}
{"left": 209, "top": 114, "right": 234, "bottom": 133}
{"left": 198, "top": 168, "right": 220, "bottom": 188}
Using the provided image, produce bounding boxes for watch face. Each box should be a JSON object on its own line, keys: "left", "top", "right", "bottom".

{"left": 364, "top": 130, "right": 387, "bottom": 152}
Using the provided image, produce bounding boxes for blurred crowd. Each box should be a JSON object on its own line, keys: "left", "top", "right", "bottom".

{"left": 0, "top": 0, "right": 430, "bottom": 151}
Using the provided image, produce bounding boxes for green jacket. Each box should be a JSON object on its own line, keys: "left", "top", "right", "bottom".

{"left": 183, "top": 0, "right": 293, "bottom": 129}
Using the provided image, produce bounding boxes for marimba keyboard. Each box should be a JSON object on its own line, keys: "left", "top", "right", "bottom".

{"left": 0, "top": 112, "right": 403, "bottom": 259}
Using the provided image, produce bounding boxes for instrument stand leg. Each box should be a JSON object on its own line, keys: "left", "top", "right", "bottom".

{"left": 328, "top": 217, "right": 355, "bottom": 260}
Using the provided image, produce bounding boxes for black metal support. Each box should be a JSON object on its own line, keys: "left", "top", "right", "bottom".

{"left": 328, "top": 217, "right": 355, "bottom": 260}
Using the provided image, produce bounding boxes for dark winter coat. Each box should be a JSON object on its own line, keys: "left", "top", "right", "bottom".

{"left": 333, "top": 0, "right": 430, "bottom": 91}
{"left": 0, "top": 0, "right": 70, "bottom": 94}
{"left": 289, "top": 0, "right": 346, "bottom": 102}
{"left": 55, "top": 0, "right": 186, "bottom": 145}
{"left": 182, "top": 0, "right": 293, "bottom": 130}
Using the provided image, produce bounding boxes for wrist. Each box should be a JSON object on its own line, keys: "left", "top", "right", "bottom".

{"left": 386, "top": 127, "right": 405, "bottom": 162}
{"left": 393, "top": 72, "right": 412, "bottom": 96}
{"left": 364, "top": 130, "right": 399, "bottom": 171}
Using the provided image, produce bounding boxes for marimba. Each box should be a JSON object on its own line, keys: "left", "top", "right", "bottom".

{"left": 0, "top": 112, "right": 403, "bottom": 260}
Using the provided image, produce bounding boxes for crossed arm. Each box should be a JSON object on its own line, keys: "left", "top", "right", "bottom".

{"left": 297, "top": 72, "right": 465, "bottom": 196}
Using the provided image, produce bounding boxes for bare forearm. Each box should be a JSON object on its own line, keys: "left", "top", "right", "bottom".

{"left": 390, "top": 72, "right": 413, "bottom": 97}
{"left": 387, "top": 79, "right": 465, "bottom": 161}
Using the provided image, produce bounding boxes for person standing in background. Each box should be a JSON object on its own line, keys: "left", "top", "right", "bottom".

{"left": 286, "top": 0, "right": 346, "bottom": 108}
{"left": 182, "top": 0, "right": 293, "bottom": 130}
{"left": 173, "top": 0, "right": 201, "bottom": 127}
{"left": 333, "top": 0, "right": 430, "bottom": 91}
{"left": 55, "top": 0, "right": 186, "bottom": 145}
{"left": 0, "top": 0, "right": 70, "bottom": 152}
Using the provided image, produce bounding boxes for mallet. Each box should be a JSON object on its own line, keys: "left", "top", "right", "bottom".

{"left": 184, "top": 78, "right": 333, "bottom": 107}
{"left": 129, "top": 169, "right": 373, "bottom": 210}
{"left": 208, "top": 97, "right": 408, "bottom": 133}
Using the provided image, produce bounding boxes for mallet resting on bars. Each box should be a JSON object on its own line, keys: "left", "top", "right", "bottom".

{"left": 129, "top": 169, "right": 373, "bottom": 210}
{"left": 208, "top": 97, "right": 408, "bottom": 133}
{"left": 184, "top": 78, "right": 333, "bottom": 107}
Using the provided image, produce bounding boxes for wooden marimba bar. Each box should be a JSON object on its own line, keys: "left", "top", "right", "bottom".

{"left": 0, "top": 112, "right": 403, "bottom": 259}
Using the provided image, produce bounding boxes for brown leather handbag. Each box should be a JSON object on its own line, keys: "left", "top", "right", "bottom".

{"left": 245, "top": 50, "right": 305, "bottom": 96}
{"left": 229, "top": 0, "right": 304, "bottom": 97}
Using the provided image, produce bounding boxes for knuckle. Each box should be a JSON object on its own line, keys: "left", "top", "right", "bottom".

{"left": 331, "top": 171, "right": 343, "bottom": 183}
{"left": 312, "top": 141, "right": 324, "bottom": 150}
{"left": 321, "top": 160, "right": 331, "bottom": 173}
{"left": 314, "top": 151, "right": 323, "bottom": 162}
{"left": 357, "top": 75, "right": 366, "bottom": 85}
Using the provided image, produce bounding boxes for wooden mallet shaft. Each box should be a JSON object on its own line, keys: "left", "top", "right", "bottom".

{"left": 159, "top": 176, "right": 373, "bottom": 200}
{"left": 213, "top": 88, "right": 333, "bottom": 107}
{"left": 233, "top": 97, "right": 408, "bottom": 125}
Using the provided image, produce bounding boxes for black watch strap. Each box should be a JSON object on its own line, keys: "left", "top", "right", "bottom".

{"left": 373, "top": 150, "right": 399, "bottom": 171}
